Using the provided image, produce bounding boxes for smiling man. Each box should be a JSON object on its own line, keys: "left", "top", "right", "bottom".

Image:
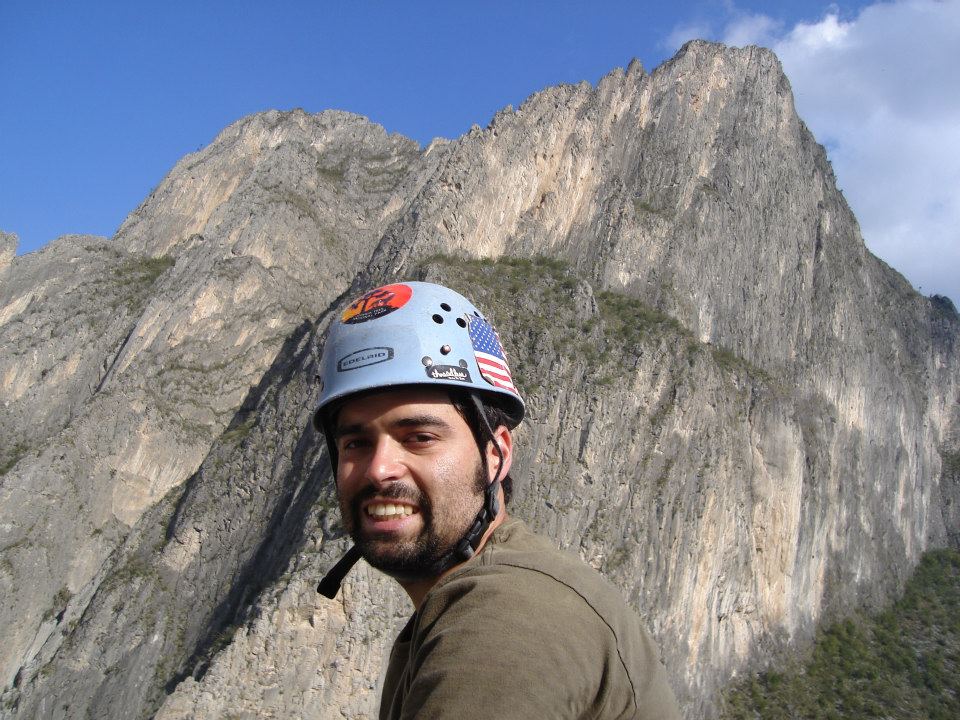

{"left": 313, "top": 281, "right": 680, "bottom": 719}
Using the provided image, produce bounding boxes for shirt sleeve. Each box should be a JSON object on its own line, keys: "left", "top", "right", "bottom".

{"left": 396, "top": 566, "right": 640, "bottom": 720}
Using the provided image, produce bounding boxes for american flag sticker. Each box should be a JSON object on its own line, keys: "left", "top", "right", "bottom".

{"left": 467, "top": 314, "right": 517, "bottom": 394}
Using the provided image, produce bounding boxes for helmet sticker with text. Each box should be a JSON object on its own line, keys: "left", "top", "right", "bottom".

{"left": 341, "top": 284, "right": 413, "bottom": 324}
{"left": 336, "top": 347, "right": 394, "bottom": 372}
{"left": 425, "top": 364, "right": 472, "bottom": 382}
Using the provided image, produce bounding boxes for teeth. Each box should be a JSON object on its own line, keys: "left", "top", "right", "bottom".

{"left": 367, "top": 503, "right": 415, "bottom": 518}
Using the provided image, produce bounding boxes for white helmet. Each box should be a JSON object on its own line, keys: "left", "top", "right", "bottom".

{"left": 314, "top": 281, "right": 524, "bottom": 428}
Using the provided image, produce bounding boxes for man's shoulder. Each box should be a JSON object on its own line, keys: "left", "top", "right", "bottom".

{"left": 427, "top": 517, "right": 638, "bottom": 634}
{"left": 412, "top": 518, "right": 683, "bottom": 720}
{"left": 413, "top": 524, "right": 623, "bottom": 683}
{"left": 482, "top": 518, "right": 633, "bottom": 612}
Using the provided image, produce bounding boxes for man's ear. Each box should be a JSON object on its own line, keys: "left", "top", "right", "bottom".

{"left": 485, "top": 425, "right": 513, "bottom": 483}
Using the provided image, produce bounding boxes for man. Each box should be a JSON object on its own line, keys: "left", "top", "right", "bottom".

{"left": 314, "top": 281, "right": 681, "bottom": 719}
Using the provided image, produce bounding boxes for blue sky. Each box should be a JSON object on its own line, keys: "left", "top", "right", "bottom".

{"left": 2, "top": 1, "right": 957, "bottom": 303}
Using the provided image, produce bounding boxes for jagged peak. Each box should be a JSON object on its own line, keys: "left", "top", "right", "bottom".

{"left": 1, "top": 231, "right": 17, "bottom": 267}
{"left": 664, "top": 39, "right": 786, "bottom": 79}
{"left": 212, "top": 107, "right": 408, "bottom": 150}
{"left": 500, "top": 42, "right": 791, "bottom": 138}
{"left": 626, "top": 57, "right": 645, "bottom": 77}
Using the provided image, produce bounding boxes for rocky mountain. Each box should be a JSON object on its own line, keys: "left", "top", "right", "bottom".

{"left": 1, "top": 40, "right": 957, "bottom": 719}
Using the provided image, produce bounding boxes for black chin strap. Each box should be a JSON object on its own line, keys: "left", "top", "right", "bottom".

{"left": 317, "top": 412, "right": 355, "bottom": 599}
{"left": 453, "top": 393, "right": 504, "bottom": 561}
{"left": 317, "top": 544, "right": 362, "bottom": 599}
{"left": 317, "top": 392, "right": 504, "bottom": 599}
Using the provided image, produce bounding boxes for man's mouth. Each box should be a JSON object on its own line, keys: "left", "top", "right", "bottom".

{"left": 364, "top": 502, "right": 419, "bottom": 520}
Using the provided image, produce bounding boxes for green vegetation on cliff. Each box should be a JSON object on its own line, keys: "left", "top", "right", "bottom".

{"left": 722, "top": 549, "right": 960, "bottom": 720}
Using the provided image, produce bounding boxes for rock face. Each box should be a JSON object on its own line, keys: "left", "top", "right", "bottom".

{"left": 0, "top": 41, "right": 957, "bottom": 720}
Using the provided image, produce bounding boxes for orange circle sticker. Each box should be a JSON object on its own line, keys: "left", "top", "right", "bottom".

{"left": 341, "top": 283, "right": 413, "bottom": 324}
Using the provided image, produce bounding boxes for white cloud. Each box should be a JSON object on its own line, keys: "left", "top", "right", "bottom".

{"left": 721, "top": 13, "right": 783, "bottom": 48}
{"left": 668, "top": 1, "right": 960, "bottom": 305}
{"left": 777, "top": 12, "right": 851, "bottom": 53}
{"left": 775, "top": 0, "right": 960, "bottom": 304}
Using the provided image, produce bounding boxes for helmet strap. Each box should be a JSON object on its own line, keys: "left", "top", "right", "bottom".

{"left": 317, "top": 412, "right": 362, "bottom": 600}
{"left": 453, "top": 392, "right": 504, "bottom": 561}
{"left": 317, "top": 544, "right": 362, "bottom": 599}
{"left": 316, "top": 417, "right": 359, "bottom": 599}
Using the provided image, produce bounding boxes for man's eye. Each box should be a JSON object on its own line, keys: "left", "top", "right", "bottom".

{"left": 340, "top": 438, "right": 366, "bottom": 451}
{"left": 406, "top": 433, "right": 436, "bottom": 445}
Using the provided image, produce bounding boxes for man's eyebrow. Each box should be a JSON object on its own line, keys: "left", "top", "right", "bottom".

{"left": 332, "top": 423, "right": 363, "bottom": 440}
{"left": 333, "top": 414, "right": 453, "bottom": 439}
{"left": 391, "top": 415, "right": 453, "bottom": 431}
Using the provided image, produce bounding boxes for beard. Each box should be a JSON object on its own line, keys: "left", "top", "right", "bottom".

{"left": 345, "top": 461, "right": 487, "bottom": 581}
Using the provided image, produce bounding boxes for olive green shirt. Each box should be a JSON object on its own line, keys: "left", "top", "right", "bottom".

{"left": 380, "top": 517, "right": 681, "bottom": 719}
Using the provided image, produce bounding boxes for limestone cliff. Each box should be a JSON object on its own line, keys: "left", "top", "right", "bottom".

{"left": 0, "top": 41, "right": 957, "bottom": 720}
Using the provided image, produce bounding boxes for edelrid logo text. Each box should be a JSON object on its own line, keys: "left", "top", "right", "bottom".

{"left": 337, "top": 347, "right": 394, "bottom": 372}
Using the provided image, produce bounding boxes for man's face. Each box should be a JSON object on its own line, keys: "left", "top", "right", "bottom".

{"left": 333, "top": 387, "right": 489, "bottom": 580}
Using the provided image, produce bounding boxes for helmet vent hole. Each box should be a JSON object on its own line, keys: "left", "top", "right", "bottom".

{"left": 456, "top": 317, "right": 467, "bottom": 328}
{"left": 432, "top": 314, "right": 444, "bottom": 324}
{"left": 440, "top": 302, "right": 451, "bottom": 312}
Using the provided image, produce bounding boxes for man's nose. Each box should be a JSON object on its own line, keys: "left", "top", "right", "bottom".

{"left": 364, "top": 437, "right": 404, "bottom": 487}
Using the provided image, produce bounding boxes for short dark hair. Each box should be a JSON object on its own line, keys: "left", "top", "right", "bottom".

{"left": 448, "top": 390, "right": 515, "bottom": 504}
